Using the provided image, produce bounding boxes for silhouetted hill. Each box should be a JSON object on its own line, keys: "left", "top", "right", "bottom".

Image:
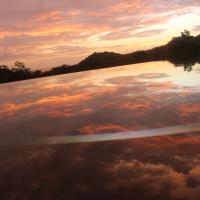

{"left": 58, "top": 31, "right": 200, "bottom": 73}
{"left": 1, "top": 31, "right": 200, "bottom": 84}
{"left": 79, "top": 52, "right": 123, "bottom": 68}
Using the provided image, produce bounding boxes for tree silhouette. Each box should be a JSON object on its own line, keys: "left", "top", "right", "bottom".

{"left": 0, "top": 61, "right": 42, "bottom": 83}
{"left": 184, "top": 63, "right": 193, "bottom": 72}
{"left": 181, "top": 30, "right": 190, "bottom": 37}
{"left": 13, "top": 61, "right": 30, "bottom": 72}
{"left": 0, "top": 31, "right": 200, "bottom": 84}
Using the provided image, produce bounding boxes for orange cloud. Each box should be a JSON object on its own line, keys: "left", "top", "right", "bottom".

{"left": 79, "top": 124, "right": 129, "bottom": 135}
{"left": 1, "top": 0, "right": 200, "bottom": 68}
{"left": 0, "top": 93, "right": 92, "bottom": 117}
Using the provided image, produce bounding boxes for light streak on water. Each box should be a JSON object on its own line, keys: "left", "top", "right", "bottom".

{"left": 2, "top": 123, "right": 200, "bottom": 146}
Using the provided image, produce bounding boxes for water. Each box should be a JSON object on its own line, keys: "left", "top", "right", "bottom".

{"left": 1, "top": 61, "right": 200, "bottom": 200}
{"left": 0, "top": 61, "right": 200, "bottom": 139}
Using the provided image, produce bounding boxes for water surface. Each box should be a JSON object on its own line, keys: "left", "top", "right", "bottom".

{"left": 1, "top": 61, "right": 200, "bottom": 200}
{"left": 0, "top": 61, "right": 200, "bottom": 139}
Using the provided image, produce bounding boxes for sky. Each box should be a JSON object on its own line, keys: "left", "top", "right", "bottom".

{"left": 0, "top": 0, "right": 200, "bottom": 70}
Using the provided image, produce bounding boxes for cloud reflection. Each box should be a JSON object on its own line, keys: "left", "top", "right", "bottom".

{"left": 1, "top": 132, "right": 200, "bottom": 199}
{"left": 0, "top": 62, "right": 200, "bottom": 138}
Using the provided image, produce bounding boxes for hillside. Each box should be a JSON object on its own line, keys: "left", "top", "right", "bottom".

{"left": 1, "top": 31, "right": 200, "bottom": 84}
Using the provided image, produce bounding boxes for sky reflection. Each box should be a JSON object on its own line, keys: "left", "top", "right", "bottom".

{"left": 0, "top": 61, "right": 200, "bottom": 138}
{"left": 1, "top": 61, "right": 200, "bottom": 199}
{"left": 1, "top": 132, "right": 200, "bottom": 199}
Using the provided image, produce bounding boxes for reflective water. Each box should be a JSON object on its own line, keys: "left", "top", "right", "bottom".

{"left": 1, "top": 61, "right": 200, "bottom": 200}
{"left": 1, "top": 61, "right": 200, "bottom": 138}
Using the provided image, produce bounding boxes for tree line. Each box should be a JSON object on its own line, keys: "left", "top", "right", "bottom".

{"left": 1, "top": 30, "right": 200, "bottom": 84}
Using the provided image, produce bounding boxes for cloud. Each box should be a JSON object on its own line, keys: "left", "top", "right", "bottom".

{"left": 0, "top": 0, "right": 200, "bottom": 67}
{"left": 193, "top": 25, "right": 200, "bottom": 31}
{"left": 132, "top": 29, "right": 166, "bottom": 38}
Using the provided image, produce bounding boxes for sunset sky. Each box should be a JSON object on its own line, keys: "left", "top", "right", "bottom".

{"left": 1, "top": 0, "right": 200, "bottom": 69}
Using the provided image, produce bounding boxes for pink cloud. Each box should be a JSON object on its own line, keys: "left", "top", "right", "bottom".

{"left": 0, "top": 0, "right": 200, "bottom": 68}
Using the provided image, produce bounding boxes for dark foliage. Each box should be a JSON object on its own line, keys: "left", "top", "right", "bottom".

{"left": 0, "top": 61, "right": 42, "bottom": 84}
{"left": 1, "top": 31, "right": 200, "bottom": 84}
